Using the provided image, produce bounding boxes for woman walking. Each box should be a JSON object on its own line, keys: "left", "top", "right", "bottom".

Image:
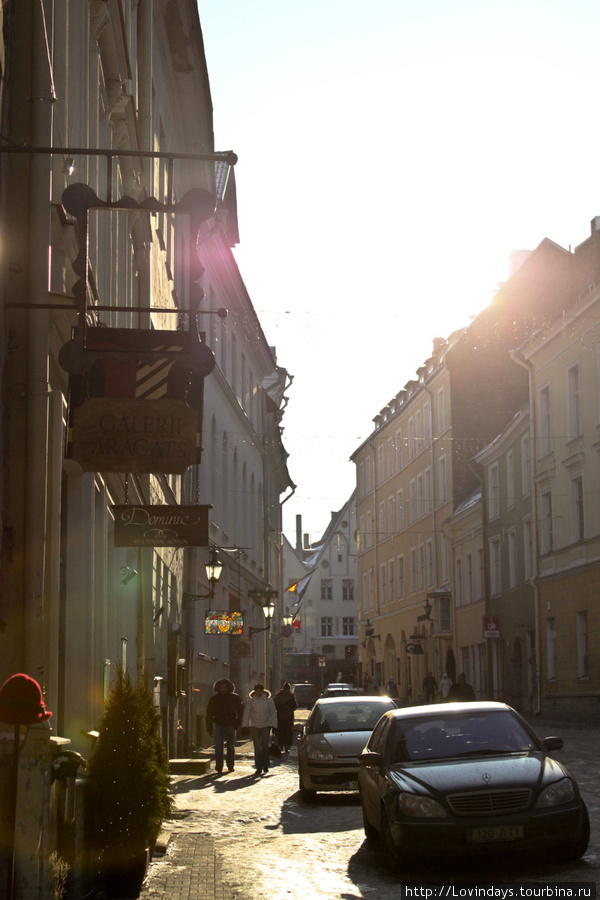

{"left": 241, "top": 683, "right": 278, "bottom": 775}
{"left": 273, "top": 682, "right": 298, "bottom": 753}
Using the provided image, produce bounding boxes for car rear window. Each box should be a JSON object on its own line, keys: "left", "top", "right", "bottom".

{"left": 310, "top": 701, "right": 394, "bottom": 734}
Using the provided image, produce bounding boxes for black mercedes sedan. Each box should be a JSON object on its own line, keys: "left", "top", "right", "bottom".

{"left": 358, "top": 701, "right": 589, "bottom": 864}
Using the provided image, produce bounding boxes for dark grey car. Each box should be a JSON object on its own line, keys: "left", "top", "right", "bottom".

{"left": 358, "top": 701, "right": 589, "bottom": 865}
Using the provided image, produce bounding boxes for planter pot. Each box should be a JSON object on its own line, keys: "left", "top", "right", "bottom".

{"left": 102, "top": 846, "right": 149, "bottom": 899}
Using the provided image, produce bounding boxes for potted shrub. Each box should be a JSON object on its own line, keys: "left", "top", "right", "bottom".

{"left": 86, "top": 668, "right": 173, "bottom": 899}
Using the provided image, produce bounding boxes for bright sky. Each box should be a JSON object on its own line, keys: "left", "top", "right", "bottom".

{"left": 198, "top": 0, "right": 600, "bottom": 545}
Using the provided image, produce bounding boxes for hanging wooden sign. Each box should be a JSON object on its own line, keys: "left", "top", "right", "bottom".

{"left": 71, "top": 398, "right": 199, "bottom": 474}
{"left": 112, "top": 504, "right": 211, "bottom": 547}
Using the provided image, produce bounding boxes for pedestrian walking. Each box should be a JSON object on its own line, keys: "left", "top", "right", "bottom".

{"left": 438, "top": 672, "right": 453, "bottom": 701}
{"left": 241, "top": 683, "right": 278, "bottom": 775}
{"left": 422, "top": 672, "right": 437, "bottom": 703}
{"left": 206, "top": 678, "right": 244, "bottom": 774}
{"left": 273, "top": 682, "right": 298, "bottom": 753}
{"left": 385, "top": 678, "right": 399, "bottom": 698}
{"left": 448, "top": 673, "right": 475, "bottom": 701}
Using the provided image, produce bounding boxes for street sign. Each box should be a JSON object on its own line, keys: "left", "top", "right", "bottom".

{"left": 318, "top": 656, "right": 326, "bottom": 667}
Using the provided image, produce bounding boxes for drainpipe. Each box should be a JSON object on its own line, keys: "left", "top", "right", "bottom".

{"left": 23, "top": 0, "right": 55, "bottom": 675}
{"left": 510, "top": 350, "right": 541, "bottom": 715}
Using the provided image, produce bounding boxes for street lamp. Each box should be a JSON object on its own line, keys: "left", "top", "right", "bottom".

{"left": 183, "top": 546, "right": 223, "bottom": 604}
{"left": 248, "top": 589, "right": 278, "bottom": 683}
{"left": 281, "top": 608, "right": 293, "bottom": 628}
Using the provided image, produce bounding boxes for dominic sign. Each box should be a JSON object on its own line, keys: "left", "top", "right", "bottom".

{"left": 112, "top": 505, "right": 211, "bottom": 547}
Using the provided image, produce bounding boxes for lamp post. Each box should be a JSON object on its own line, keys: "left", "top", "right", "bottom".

{"left": 183, "top": 546, "right": 223, "bottom": 604}
{"left": 248, "top": 589, "right": 277, "bottom": 684}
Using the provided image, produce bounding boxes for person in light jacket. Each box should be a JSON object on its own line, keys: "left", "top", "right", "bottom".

{"left": 241, "top": 683, "right": 278, "bottom": 775}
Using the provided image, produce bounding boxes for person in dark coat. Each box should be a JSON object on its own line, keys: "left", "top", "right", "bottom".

{"left": 448, "top": 673, "right": 475, "bottom": 702}
{"left": 422, "top": 672, "right": 437, "bottom": 703}
{"left": 273, "top": 682, "right": 298, "bottom": 752}
{"left": 206, "top": 678, "right": 244, "bottom": 774}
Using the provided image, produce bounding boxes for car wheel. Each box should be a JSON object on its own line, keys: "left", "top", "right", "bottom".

{"left": 560, "top": 801, "right": 590, "bottom": 860}
{"left": 379, "top": 809, "right": 401, "bottom": 869}
{"left": 361, "top": 804, "right": 378, "bottom": 842}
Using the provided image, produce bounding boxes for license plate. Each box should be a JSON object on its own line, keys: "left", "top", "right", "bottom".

{"left": 468, "top": 825, "right": 524, "bottom": 843}
{"left": 345, "top": 780, "right": 358, "bottom": 790}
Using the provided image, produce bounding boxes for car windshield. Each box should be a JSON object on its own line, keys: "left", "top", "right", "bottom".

{"left": 310, "top": 701, "right": 391, "bottom": 734}
{"left": 388, "top": 710, "right": 538, "bottom": 763}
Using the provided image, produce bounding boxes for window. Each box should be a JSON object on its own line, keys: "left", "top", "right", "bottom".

{"left": 424, "top": 467, "right": 432, "bottom": 513}
{"left": 395, "top": 430, "right": 403, "bottom": 471}
{"left": 342, "top": 579, "right": 354, "bottom": 601}
{"left": 359, "top": 516, "right": 365, "bottom": 553}
{"left": 506, "top": 450, "right": 515, "bottom": 508}
{"left": 408, "top": 418, "right": 415, "bottom": 459}
{"left": 415, "top": 410, "right": 422, "bottom": 453}
{"left": 508, "top": 528, "right": 517, "bottom": 590}
{"left": 455, "top": 558, "right": 463, "bottom": 606}
{"left": 571, "top": 475, "right": 584, "bottom": 544}
{"left": 366, "top": 510, "right": 372, "bottom": 549}
{"left": 342, "top": 616, "right": 355, "bottom": 636}
{"left": 369, "top": 569, "right": 375, "bottom": 610}
{"left": 465, "top": 553, "right": 473, "bottom": 604}
{"left": 396, "top": 490, "right": 404, "bottom": 530}
{"left": 397, "top": 556, "right": 404, "bottom": 599}
{"left": 388, "top": 496, "right": 395, "bottom": 532}
{"left": 441, "top": 533, "right": 449, "bottom": 582}
{"left": 541, "top": 490, "right": 553, "bottom": 554}
{"left": 418, "top": 544, "right": 425, "bottom": 591}
{"left": 321, "top": 578, "right": 333, "bottom": 601}
{"left": 362, "top": 573, "right": 368, "bottom": 613}
{"left": 438, "top": 456, "right": 447, "bottom": 504}
{"left": 577, "top": 611, "right": 589, "bottom": 679}
{"left": 424, "top": 401, "right": 431, "bottom": 446}
{"left": 320, "top": 617, "right": 333, "bottom": 637}
{"left": 409, "top": 479, "right": 416, "bottom": 523}
{"left": 365, "top": 456, "right": 372, "bottom": 493}
{"left": 437, "top": 387, "right": 446, "bottom": 434}
{"left": 380, "top": 564, "right": 387, "bottom": 606}
{"left": 475, "top": 548, "right": 484, "bottom": 600}
{"left": 410, "top": 548, "right": 417, "bottom": 593}
{"left": 389, "top": 559, "right": 395, "bottom": 599}
{"left": 379, "top": 501, "right": 385, "bottom": 538}
{"left": 523, "top": 519, "right": 532, "bottom": 581}
{"left": 546, "top": 618, "right": 557, "bottom": 680}
{"left": 567, "top": 363, "right": 582, "bottom": 440}
{"left": 539, "top": 385, "right": 551, "bottom": 457}
{"left": 521, "top": 434, "right": 530, "bottom": 496}
{"left": 426, "top": 539, "right": 434, "bottom": 587}
{"left": 489, "top": 538, "right": 501, "bottom": 595}
{"left": 488, "top": 464, "right": 500, "bottom": 519}
{"left": 417, "top": 474, "right": 423, "bottom": 518}
{"left": 387, "top": 438, "right": 393, "bottom": 478}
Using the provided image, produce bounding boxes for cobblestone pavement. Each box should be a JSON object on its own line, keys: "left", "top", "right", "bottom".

{"left": 139, "top": 714, "right": 599, "bottom": 900}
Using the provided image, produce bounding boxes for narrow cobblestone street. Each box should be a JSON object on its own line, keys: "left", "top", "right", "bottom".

{"left": 139, "top": 715, "right": 599, "bottom": 900}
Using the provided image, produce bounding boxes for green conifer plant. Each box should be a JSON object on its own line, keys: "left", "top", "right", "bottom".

{"left": 86, "top": 668, "right": 173, "bottom": 896}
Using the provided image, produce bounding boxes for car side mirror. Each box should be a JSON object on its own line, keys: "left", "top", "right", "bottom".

{"left": 543, "top": 736, "right": 563, "bottom": 751}
{"left": 292, "top": 722, "right": 303, "bottom": 733}
{"left": 358, "top": 750, "right": 383, "bottom": 767}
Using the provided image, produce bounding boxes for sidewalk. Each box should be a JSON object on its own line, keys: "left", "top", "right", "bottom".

{"left": 139, "top": 736, "right": 264, "bottom": 900}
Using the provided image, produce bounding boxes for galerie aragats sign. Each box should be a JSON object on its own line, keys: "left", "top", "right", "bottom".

{"left": 112, "top": 503, "right": 211, "bottom": 547}
{"left": 72, "top": 398, "right": 199, "bottom": 474}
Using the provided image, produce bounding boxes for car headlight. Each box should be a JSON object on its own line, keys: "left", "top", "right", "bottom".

{"left": 397, "top": 792, "right": 447, "bottom": 818}
{"left": 306, "top": 743, "right": 334, "bottom": 761}
{"left": 536, "top": 778, "right": 576, "bottom": 808}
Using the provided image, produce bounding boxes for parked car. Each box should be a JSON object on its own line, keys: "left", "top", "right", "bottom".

{"left": 297, "top": 696, "right": 398, "bottom": 802}
{"left": 320, "top": 683, "right": 363, "bottom": 698}
{"left": 358, "top": 701, "right": 590, "bottom": 865}
{"left": 292, "top": 683, "right": 319, "bottom": 709}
